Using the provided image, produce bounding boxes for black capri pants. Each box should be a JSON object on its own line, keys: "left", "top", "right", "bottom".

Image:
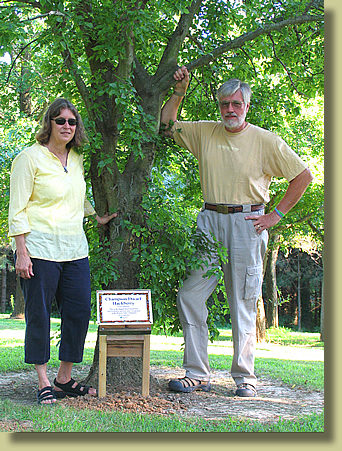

{"left": 19, "top": 257, "right": 91, "bottom": 365}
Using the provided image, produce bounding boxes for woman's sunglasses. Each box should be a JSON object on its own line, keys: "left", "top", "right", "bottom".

{"left": 51, "top": 117, "right": 77, "bottom": 126}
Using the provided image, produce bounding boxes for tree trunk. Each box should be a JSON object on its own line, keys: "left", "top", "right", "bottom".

{"left": 82, "top": 54, "right": 165, "bottom": 387}
{"left": 301, "top": 265, "right": 312, "bottom": 330}
{"left": 87, "top": 136, "right": 157, "bottom": 391}
{"left": 265, "top": 233, "right": 280, "bottom": 328}
{"left": 19, "top": 50, "right": 32, "bottom": 116}
{"left": 256, "top": 296, "right": 266, "bottom": 343}
{"left": 320, "top": 248, "right": 324, "bottom": 341}
{"left": 1, "top": 264, "right": 6, "bottom": 313}
{"left": 297, "top": 250, "right": 301, "bottom": 331}
{"left": 11, "top": 276, "right": 25, "bottom": 319}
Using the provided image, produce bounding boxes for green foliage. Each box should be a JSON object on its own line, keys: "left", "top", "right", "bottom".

{"left": 262, "top": 96, "right": 324, "bottom": 254}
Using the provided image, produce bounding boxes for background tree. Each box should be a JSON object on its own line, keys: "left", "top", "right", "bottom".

{"left": 261, "top": 95, "right": 324, "bottom": 331}
{"left": 0, "top": 0, "right": 324, "bottom": 387}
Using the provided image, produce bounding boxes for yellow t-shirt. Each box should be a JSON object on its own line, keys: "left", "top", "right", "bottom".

{"left": 8, "top": 143, "right": 96, "bottom": 261}
{"left": 173, "top": 121, "right": 308, "bottom": 205}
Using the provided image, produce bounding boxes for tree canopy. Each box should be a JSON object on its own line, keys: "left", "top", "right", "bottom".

{"left": 0, "top": 0, "right": 324, "bottom": 338}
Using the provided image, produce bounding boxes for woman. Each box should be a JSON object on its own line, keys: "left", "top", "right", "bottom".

{"left": 8, "top": 98, "right": 116, "bottom": 405}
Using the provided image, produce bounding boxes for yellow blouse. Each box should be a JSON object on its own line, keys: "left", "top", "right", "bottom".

{"left": 8, "top": 143, "right": 96, "bottom": 261}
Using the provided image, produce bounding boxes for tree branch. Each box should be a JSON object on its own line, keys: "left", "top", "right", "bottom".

{"left": 153, "top": 0, "right": 203, "bottom": 87}
{"left": 304, "top": 0, "right": 324, "bottom": 14}
{"left": 187, "top": 13, "right": 324, "bottom": 73}
{"left": 5, "top": 37, "right": 39, "bottom": 83}
{"left": 61, "top": 48, "right": 94, "bottom": 120}
{"left": 240, "top": 47, "right": 259, "bottom": 77}
{"left": 308, "top": 219, "right": 324, "bottom": 243}
{"left": 115, "top": 11, "right": 135, "bottom": 81}
{"left": 268, "top": 33, "right": 305, "bottom": 97}
{"left": 22, "top": 10, "right": 65, "bottom": 21}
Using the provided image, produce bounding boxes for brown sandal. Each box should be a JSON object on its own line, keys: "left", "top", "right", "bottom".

{"left": 168, "top": 376, "right": 211, "bottom": 393}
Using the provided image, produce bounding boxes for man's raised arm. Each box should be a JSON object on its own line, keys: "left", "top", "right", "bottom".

{"left": 161, "top": 66, "right": 189, "bottom": 137}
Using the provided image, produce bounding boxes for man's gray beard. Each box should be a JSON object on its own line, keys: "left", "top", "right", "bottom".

{"left": 221, "top": 115, "right": 243, "bottom": 131}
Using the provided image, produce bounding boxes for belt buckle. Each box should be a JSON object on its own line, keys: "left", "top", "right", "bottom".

{"left": 217, "top": 205, "right": 229, "bottom": 214}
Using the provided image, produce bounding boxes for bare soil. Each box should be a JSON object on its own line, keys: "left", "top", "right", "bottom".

{"left": 0, "top": 364, "right": 324, "bottom": 431}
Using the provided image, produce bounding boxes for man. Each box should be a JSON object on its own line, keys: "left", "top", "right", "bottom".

{"left": 161, "top": 66, "right": 313, "bottom": 397}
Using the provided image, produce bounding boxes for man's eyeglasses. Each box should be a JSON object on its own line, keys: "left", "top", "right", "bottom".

{"left": 219, "top": 101, "right": 244, "bottom": 109}
{"left": 51, "top": 117, "right": 77, "bottom": 126}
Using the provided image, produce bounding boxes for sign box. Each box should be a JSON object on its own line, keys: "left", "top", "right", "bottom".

{"left": 97, "top": 290, "right": 153, "bottom": 325}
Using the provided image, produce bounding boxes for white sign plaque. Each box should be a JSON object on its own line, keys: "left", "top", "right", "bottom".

{"left": 97, "top": 290, "right": 153, "bottom": 325}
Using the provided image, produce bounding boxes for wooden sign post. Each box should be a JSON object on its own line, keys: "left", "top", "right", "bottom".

{"left": 96, "top": 290, "right": 153, "bottom": 398}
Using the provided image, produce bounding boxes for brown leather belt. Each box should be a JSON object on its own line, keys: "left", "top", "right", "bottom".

{"left": 204, "top": 203, "right": 264, "bottom": 214}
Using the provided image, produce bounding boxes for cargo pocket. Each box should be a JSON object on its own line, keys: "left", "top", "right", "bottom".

{"left": 244, "top": 264, "right": 263, "bottom": 300}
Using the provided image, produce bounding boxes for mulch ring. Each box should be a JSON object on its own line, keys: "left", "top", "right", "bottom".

{"left": 59, "top": 390, "right": 187, "bottom": 416}
{"left": 57, "top": 366, "right": 324, "bottom": 423}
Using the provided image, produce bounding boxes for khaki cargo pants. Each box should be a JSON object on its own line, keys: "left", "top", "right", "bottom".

{"left": 177, "top": 205, "right": 268, "bottom": 387}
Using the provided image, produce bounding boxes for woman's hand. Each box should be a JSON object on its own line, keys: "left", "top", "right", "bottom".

{"left": 16, "top": 253, "right": 34, "bottom": 279}
{"left": 95, "top": 212, "right": 118, "bottom": 228}
{"left": 14, "top": 235, "right": 34, "bottom": 279}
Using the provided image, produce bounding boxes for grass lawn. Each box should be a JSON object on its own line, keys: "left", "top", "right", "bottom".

{"left": 0, "top": 315, "right": 324, "bottom": 432}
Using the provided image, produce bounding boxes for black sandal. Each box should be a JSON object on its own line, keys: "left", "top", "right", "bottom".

{"left": 37, "top": 386, "right": 57, "bottom": 405}
{"left": 168, "top": 376, "right": 211, "bottom": 393}
{"left": 53, "top": 377, "right": 94, "bottom": 398}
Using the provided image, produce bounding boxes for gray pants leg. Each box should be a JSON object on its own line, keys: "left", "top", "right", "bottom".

{"left": 177, "top": 207, "right": 268, "bottom": 386}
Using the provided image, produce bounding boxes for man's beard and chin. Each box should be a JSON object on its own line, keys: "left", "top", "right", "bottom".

{"left": 221, "top": 113, "right": 244, "bottom": 132}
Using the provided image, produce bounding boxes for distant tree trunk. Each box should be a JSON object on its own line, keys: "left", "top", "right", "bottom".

{"left": 11, "top": 276, "right": 25, "bottom": 319}
{"left": 256, "top": 234, "right": 269, "bottom": 342}
{"left": 314, "top": 289, "right": 319, "bottom": 328}
{"left": 256, "top": 296, "right": 266, "bottom": 343}
{"left": 1, "top": 263, "right": 6, "bottom": 313}
{"left": 320, "top": 249, "right": 324, "bottom": 341}
{"left": 19, "top": 50, "right": 32, "bottom": 116}
{"left": 265, "top": 233, "right": 280, "bottom": 328}
{"left": 297, "top": 250, "right": 301, "bottom": 331}
{"left": 301, "top": 267, "right": 312, "bottom": 330}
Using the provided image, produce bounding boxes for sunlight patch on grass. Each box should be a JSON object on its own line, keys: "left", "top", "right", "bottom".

{"left": 0, "top": 330, "right": 25, "bottom": 339}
